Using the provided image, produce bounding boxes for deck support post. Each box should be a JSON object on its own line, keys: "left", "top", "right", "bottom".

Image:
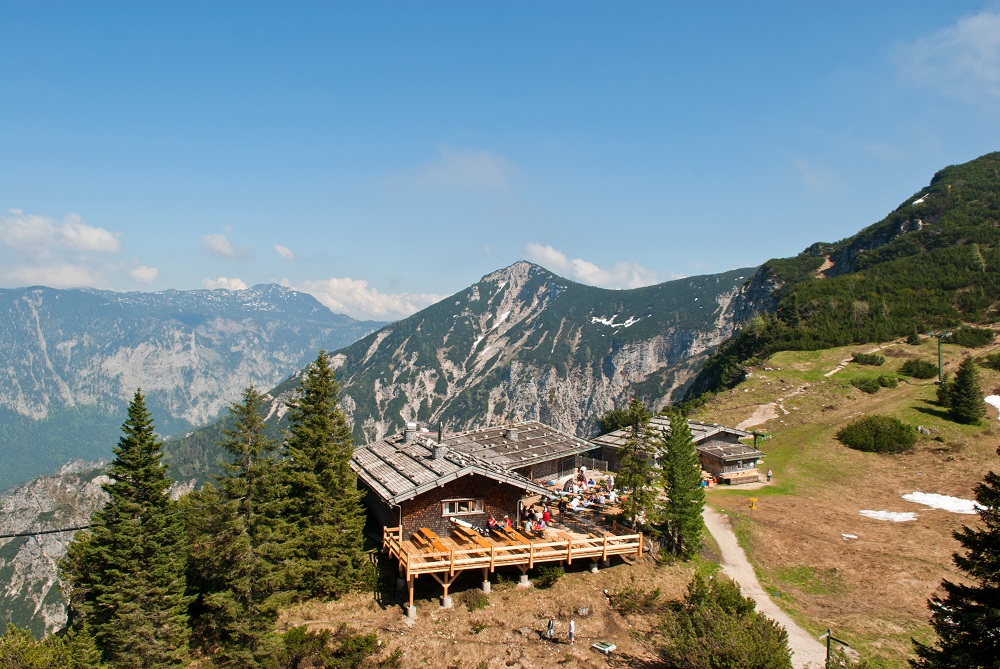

{"left": 481, "top": 568, "right": 491, "bottom": 593}
{"left": 517, "top": 564, "right": 531, "bottom": 588}
{"left": 405, "top": 575, "right": 416, "bottom": 619}
{"left": 601, "top": 558, "right": 611, "bottom": 568}
{"left": 590, "top": 559, "right": 599, "bottom": 574}
{"left": 431, "top": 572, "right": 457, "bottom": 608}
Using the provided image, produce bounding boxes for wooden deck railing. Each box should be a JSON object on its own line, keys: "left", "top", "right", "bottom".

{"left": 382, "top": 526, "right": 643, "bottom": 579}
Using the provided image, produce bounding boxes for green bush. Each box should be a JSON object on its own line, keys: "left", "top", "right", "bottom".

{"left": 906, "top": 332, "right": 921, "bottom": 345}
{"left": 851, "top": 377, "right": 882, "bottom": 394}
{"left": 877, "top": 375, "right": 898, "bottom": 388}
{"left": 852, "top": 352, "right": 886, "bottom": 366}
{"left": 981, "top": 351, "right": 1000, "bottom": 372}
{"left": 533, "top": 565, "right": 564, "bottom": 589}
{"left": 459, "top": 588, "right": 489, "bottom": 612}
{"left": 836, "top": 415, "right": 916, "bottom": 453}
{"left": 900, "top": 359, "right": 939, "bottom": 379}
{"left": 951, "top": 327, "right": 994, "bottom": 348}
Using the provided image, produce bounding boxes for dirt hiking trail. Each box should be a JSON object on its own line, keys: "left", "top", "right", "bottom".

{"left": 704, "top": 506, "right": 827, "bottom": 669}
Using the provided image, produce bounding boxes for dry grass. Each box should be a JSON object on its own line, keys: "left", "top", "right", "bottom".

{"left": 693, "top": 336, "right": 1000, "bottom": 667}
{"left": 278, "top": 557, "right": 691, "bottom": 668}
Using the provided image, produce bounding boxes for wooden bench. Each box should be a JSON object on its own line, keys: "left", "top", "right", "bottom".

{"left": 453, "top": 525, "right": 492, "bottom": 550}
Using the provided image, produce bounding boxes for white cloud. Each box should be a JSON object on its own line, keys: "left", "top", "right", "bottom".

{"left": 288, "top": 277, "right": 444, "bottom": 321}
{"left": 524, "top": 243, "right": 661, "bottom": 289}
{"left": 274, "top": 244, "right": 295, "bottom": 260}
{"left": 897, "top": 10, "right": 1000, "bottom": 102}
{"left": 0, "top": 210, "right": 124, "bottom": 288}
{"left": 129, "top": 265, "right": 159, "bottom": 284}
{"left": 7, "top": 262, "right": 107, "bottom": 289}
{"left": 203, "top": 276, "right": 248, "bottom": 291}
{"left": 202, "top": 233, "right": 249, "bottom": 260}
{"left": 408, "top": 146, "right": 514, "bottom": 192}
{"left": 0, "top": 211, "right": 120, "bottom": 256}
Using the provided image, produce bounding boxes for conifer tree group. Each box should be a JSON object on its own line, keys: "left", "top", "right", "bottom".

{"left": 58, "top": 351, "right": 376, "bottom": 668}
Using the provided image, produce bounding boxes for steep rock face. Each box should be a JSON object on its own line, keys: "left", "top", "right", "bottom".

{"left": 0, "top": 284, "right": 384, "bottom": 491}
{"left": 0, "top": 461, "right": 108, "bottom": 636}
{"left": 264, "top": 262, "right": 764, "bottom": 442}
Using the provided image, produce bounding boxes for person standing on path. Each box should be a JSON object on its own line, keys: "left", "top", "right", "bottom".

{"left": 766, "top": 468, "right": 773, "bottom": 482}
{"left": 568, "top": 619, "right": 575, "bottom": 644}
{"left": 546, "top": 618, "right": 555, "bottom": 642}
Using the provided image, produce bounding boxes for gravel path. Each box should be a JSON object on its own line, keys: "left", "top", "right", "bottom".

{"left": 703, "top": 506, "right": 827, "bottom": 669}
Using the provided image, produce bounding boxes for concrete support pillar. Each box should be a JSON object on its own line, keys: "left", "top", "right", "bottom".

{"left": 481, "top": 580, "right": 491, "bottom": 593}
{"left": 406, "top": 605, "right": 416, "bottom": 619}
{"left": 519, "top": 573, "right": 531, "bottom": 587}
{"left": 590, "top": 560, "right": 599, "bottom": 573}
{"left": 440, "top": 595, "right": 453, "bottom": 609}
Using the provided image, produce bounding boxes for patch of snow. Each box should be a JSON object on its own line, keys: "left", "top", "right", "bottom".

{"left": 473, "top": 335, "right": 484, "bottom": 349}
{"left": 491, "top": 311, "right": 511, "bottom": 330}
{"left": 912, "top": 195, "right": 927, "bottom": 205}
{"left": 841, "top": 533, "right": 858, "bottom": 540}
{"left": 985, "top": 395, "right": 1000, "bottom": 417}
{"left": 902, "top": 492, "right": 982, "bottom": 515}
{"left": 496, "top": 281, "right": 506, "bottom": 291}
{"left": 694, "top": 297, "right": 698, "bottom": 301}
{"left": 479, "top": 344, "right": 492, "bottom": 357}
{"left": 859, "top": 510, "right": 918, "bottom": 522}
{"left": 591, "top": 314, "right": 642, "bottom": 329}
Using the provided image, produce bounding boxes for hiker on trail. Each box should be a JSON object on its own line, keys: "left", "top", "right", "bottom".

{"left": 766, "top": 468, "right": 773, "bottom": 482}
{"left": 569, "top": 619, "right": 575, "bottom": 644}
{"left": 546, "top": 618, "right": 555, "bottom": 641}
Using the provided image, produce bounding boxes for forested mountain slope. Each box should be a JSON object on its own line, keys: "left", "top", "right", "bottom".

{"left": 688, "top": 151, "right": 1000, "bottom": 398}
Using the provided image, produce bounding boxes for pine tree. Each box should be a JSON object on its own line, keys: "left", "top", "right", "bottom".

{"left": 615, "top": 399, "right": 657, "bottom": 529}
{"left": 912, "top": 448, "right": 1000, "bottom": 668}
{"left": 278, "top": 351, "right": 372, "bottom": 600}
{"left": 948, "top": 356, "right": 986, "bottom": 424}
{"left": 659, "top": 411, "right": 705, "bottom": 560}
{"left": 61, "top": 390, "right": 191, "bottom": 669}
{"left": 186, "top": 386, "right": 283, "bottom": 667}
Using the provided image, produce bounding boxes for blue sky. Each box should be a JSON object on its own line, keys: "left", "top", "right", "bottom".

{"left": 2, "top": 2, "right": 999, "bottom": 320}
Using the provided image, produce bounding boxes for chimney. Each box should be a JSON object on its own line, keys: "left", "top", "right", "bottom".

{"left": 404, "top": 422, "right": 418, "bottom": 443}
{"left": 504, "top": 427, "right": 519, "bottom": 441}
{"left": 432, "top": 442, "right": 447, "bottom": 459}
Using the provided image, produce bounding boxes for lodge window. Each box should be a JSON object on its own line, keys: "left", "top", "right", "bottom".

{"left": 442, "top": 499, "right": 484, "bottom": 516}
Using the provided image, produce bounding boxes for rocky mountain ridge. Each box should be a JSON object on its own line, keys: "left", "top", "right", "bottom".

{"left": 0, "top": 284, "right": 384, "bottom": 492}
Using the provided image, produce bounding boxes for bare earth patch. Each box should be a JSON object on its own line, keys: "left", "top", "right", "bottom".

{"left": 279, "top": 558, "right": 691, "bottom": 668}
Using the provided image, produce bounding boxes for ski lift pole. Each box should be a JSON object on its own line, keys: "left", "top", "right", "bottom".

{"left": 818, "top": 628, "right": 849, "bottom": 669}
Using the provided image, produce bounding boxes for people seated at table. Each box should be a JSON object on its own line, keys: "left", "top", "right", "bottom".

{"left": 502, "top": 514, "right": 512, "bottom": 528}
{"left": 487, "top": 514, "right": 497, "bottom": 529}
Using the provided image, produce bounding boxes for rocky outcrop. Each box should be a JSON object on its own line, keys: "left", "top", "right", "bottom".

{"left": 0, "top": 461, "right": 108, "bottom": 636}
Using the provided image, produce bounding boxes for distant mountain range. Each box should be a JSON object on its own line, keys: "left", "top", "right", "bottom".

{"left": 0, "top": 284, "right": 384, "bottom": 492}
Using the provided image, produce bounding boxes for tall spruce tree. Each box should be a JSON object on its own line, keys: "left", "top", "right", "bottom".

{"left": 278, "top": 351, "right": 372, "bottom": 600}
{"left": 659, "top": 411, "right": 705, "bottom": 560}
{"left": 61, "top": 389, "right": 191, "bottom": 669}
{"left": 912, "top": 448, "right": 1000, "bottom": 668}
{"left": 186, "top": 386, "right": 283, "bottom": 667}
{"left": 948, "top": 356, "right": 986, "bottom": 424}
{"left": 614, "top": 399, "right": 658, "bottom": 529}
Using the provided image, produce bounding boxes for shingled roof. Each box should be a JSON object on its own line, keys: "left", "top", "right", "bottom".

{"left": 442, "top": 421, "right": 596, "bottom": 469}
{"left": 592, "top": 416, "right": 754, "bottom": 450}
{"left": 351, "top": 432, "right": 552, "bottom": 506}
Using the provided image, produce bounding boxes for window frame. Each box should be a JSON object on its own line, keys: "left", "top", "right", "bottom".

{"left": 441, "top": 498, "right": 485, "bottom": 517}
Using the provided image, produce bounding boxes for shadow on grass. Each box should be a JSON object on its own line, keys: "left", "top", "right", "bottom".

{"left": 913, "top": 404, "right": 952, "bottom": 421}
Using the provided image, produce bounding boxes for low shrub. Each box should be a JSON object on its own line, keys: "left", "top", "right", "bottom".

{"left": 900, "top": 359, "right": 938, "bottom": 379}
{"left": 836, "top": 415, "right": 915, "bottom": 453}
{"left": 851, "top": 377, "right": 882, "bottom": 394}
{"left": 906, "top": 332, "right": 921, "bottom": 345}
{"left": 951, "top": 327, "right": 994, "bottom": 348}
{"left": 534, "top": 565, "right": 564, "bottom": 589}
{"left": 459, "top": 588, "right": 489, "bottom": 612}
{"left": 611, "top": 579, "right": 662, "bottom": 615}
{"left": 877, "top": 375, "right": 898, "bottom": 388}
{"left": 981, "top": 351, "right": 1000, "bottom": 372}
{"left": 852, "top": 352, "right": 885, "bottom": 366}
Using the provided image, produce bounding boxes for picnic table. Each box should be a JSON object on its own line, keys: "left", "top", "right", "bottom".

{"left": 453, "top": 524, "right": 492, "bottom": 550}
{"left": 414, "top": 527, "right": 449, "bottom": 553}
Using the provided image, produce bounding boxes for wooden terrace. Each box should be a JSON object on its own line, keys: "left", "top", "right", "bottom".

{"left": 384, "top": 522, "right": 643, "bottom": 612}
